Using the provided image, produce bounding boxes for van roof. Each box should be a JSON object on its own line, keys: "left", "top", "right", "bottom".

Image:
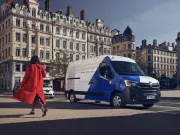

{"left": 70, "top": 55, "right": 135, "bottom": 64}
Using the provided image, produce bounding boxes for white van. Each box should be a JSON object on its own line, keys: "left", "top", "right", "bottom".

{"left": 65, "top": 55, "right": 161, "bottom": 108}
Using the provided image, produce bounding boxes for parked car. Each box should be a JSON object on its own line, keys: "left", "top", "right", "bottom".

{"left": 13, "top": 82, "right": 21, "bottom": 95}
{"left": 43, "top": 83, "right": 55, "bottom": 99}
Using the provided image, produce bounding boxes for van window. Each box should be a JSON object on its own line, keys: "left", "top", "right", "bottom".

{"left": 111, "top": 61, "right": 145, "bottom": 76}
{"left": 99, "top": 62, "right": 114, "bottom": 80}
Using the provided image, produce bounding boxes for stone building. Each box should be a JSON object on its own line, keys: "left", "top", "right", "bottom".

{"left": 111, "top": 26, "right": 136, "bottom": 59}
{"left": 137, "top": 39, "right": 177, "bottom": 78}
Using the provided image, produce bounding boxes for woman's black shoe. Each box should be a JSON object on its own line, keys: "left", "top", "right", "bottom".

{"left": 42, "top": 109, "right": 48, "bottom": 117}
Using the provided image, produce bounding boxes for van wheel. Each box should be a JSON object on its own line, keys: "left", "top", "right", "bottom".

{"left": 69, "top": 92, "right": 77, "bottom": 103}
{"left": 110, "top": 93, "right": 125, "bottom": 108}
{"left": 142, "top": 104, "right": 154, "bottom": 108}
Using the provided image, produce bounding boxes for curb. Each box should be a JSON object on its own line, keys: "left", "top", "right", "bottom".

{"left": 160, "top": 97, "right": 180, "bottom": 101}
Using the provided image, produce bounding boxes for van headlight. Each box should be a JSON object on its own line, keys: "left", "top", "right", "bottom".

{"left": 124, "top": 80, "right": 138, "bottom": 87}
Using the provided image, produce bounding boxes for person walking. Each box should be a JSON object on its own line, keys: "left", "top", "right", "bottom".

{"left": 13, "top": 56, "right": 48, "bottom": 117}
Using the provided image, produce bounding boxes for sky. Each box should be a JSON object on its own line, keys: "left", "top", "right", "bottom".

{"left": 1, "top": 0, "right": 180, "bottom": 46}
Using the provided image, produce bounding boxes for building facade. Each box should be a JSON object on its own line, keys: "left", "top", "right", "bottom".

{"left": 0, "top": 0, "right": 52, "bottom": 90}
{"left": 111, "top": 26, "right": 136, "bottom": 59}
{"left": 176, "top": 32, "right": 180, "bottom": 84}
{"left": 137, "top": 40, "right": 177, "bottom": 78}
{"left": 0, "top": 0, "right": 115, "bottom": 91}
{"left": 87, "top": 19, "right": 112, "bottom": 58}
{"left": 52, "top": 7, "right": 87, "bottom": 61}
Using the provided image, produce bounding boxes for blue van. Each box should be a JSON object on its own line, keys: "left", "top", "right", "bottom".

{"left": 65, "top": 55, "right": 161, "bottom": 108}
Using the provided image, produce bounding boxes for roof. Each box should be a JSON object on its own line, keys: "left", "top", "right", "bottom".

{"left": 123, "top": 25, "right": 134, "bottom": 35}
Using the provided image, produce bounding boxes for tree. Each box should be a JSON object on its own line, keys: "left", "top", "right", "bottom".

{"left": 50, "top": 52, "right": 70, "bottom": 78}
{"left": 136, "top": 49, "right": 148, "bottom": 74}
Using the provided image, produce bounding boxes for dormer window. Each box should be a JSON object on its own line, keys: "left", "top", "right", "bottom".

{"left": 40, "top": 14, "right": 43, "bottom": 19}
{"left": 46, "top": 15, "right": 49, "bottom": 21}
{"left": 32, "top": 9, "right": 36, "bottom": 17}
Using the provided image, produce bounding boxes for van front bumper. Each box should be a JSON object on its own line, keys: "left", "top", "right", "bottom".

{"left": 122, "top": 85, "right": 161, "bottom": 104}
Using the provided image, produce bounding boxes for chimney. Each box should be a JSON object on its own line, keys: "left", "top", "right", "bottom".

{"left": 67, "top": 6, "right": 72, "bottom": 16}
{"left": 6, "top": 0, "right": 14, "bottom": 5}
{"left": 172, "top": 42, "right": 175, "bottom": 49}
{"left": 142, "top": 39, "right": 147, "bottom": 48}
{"left": 80, "top": 9, "right": 85, "bottom": 21}
{"left": 45, "top": 0, "right": 51, "bottom": 12}
{"left": 153, "top": 39, "right": 157, "bottom": 48}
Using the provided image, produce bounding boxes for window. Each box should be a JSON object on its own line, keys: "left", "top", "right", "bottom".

{"left": 99, "top": 62, "right": 114, "bottom": 80}
{"left": 82, "top": 33, "right": 85, "bottom": 40}
{"left": 40, "top": 14, "right": 43, "bottom": 19}
{"left": 22, "top": 64, "right": 26, "bottom": 72}
{"left": 46, "top": 51, "right": 50, "bottom": 59}
{"left": 128, "top": 44, "right": 131, "bottom": 49}
{"left": 8, "top": 47, "right": 10, "bottom": 56}
{"left": 31, "top": 49, "right": 35, "bottom": 56}
{"left": 23, "top": 34, "right": 27, "bottom": 42}
{"left": 164, "top": 65, "right": 166, "bottom": 70}
{"left": 32, "top": 24, "right": 35, "bottom": 30}
{"left": 56, "top": 27, "right": 60, "bottom": 34}
{"left": 5, "top": 35, "right": 7, "bottom": 44}
{"left": 63, "top": 28, "right": 66, "bottom": 35}
{"left": 70, "top": 29, "right": 73, "bottom": 37}
{"left": 8, "top": 33, "right": 10, "bottom": 42}
{"left": 22, "top": 48, "right": 27, "bottom": 57}
{"left": 23, "top": 21, "right": 26, "bottom": 28}
{"left": 82, "top": 44, "right": 85, "bottom": 51}
{"left": 76, "top": 31, "right": 79, "bottom": 38}
{"left": 82, "top": 56, "right": 85, "bottom": 59}
{"left": 76, "top": 55, "right": 79, "bottom": 60}
{"left": 8, "top": 19, "right": 10, "bottom": 26}
{"left": 123, "top": 44, "right": 126, "bottom": 50}
{"left": 46, "top": 65, "right": 49, "bottom": 72}
{"left": 46, "top": 15, "right": 49, "bottom": 20}
{"left": 63, "top": 41, "right": 66, "bottom": 48}
{"left": 46, "top": 38, "right": 50, "bottom": 46}
{"left": 40, "top": 24, "right": 44, "bottom": 31}
{"left": 56, "top": 39, "right": 60, "bottom": 47}
{"left": 16, "top": 63, "right": 20, "bottom": 72}
{"left": 128, "top": 53, "right": 131, "bottom": 58}
{"left": 70, "top": 42, "right": 73, "bottom": 50}
{"left": 117, "top": 46, "right": 119, "bottom": 51}
{"left": 76, "top": 43, "right": 79, "bottom": 50}
{"left": 16, "top": 33, "right": 20, "bottom": 42}
{"left": 63, "top": 18, "right": 66, "bottom": 23}
{"left": 148, "top": 56, "right": 151, "bottom": 61}
{"left": 46, "top": 25, "right": 49, "bottom": 32}
{"left": 40, "top": 51, "right": 44, "bottom": 59}
{"left": 40, "top": 37, "right": 44, "bottom": 45}
{"left": 6, "top": 21, "right": 7, "bottom": 28}
{"left": 90, "top": 35, "right": 93, "bottom": 41}
{"left": 154, "top": 56, "right": 156, "bottom": 62}
{"left": 32, "top": 36, "right": 35, "bottom": 44}
{"left": 56, "top": 53, "right": 60, "bottom": 60}
{"left": 32, "top": 9, "right": 36, "bottom": 17}
{"left": 70, "top": 54, "right": 73, "bottom": 62}
{"left": 16, "top": 19, "right": 20, "bottom": 27}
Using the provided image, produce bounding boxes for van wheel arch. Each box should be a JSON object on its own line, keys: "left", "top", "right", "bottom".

{"left": 68, "top": 89, "right": 74, "bottom": 99}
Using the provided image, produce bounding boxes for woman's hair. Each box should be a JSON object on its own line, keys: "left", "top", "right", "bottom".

{"left": 29, "top": 55, "right": 40, "bottom": 64}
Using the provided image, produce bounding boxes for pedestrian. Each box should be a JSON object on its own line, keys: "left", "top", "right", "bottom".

{"left": 13, "top": 56, "right": 48, "bottom": 117}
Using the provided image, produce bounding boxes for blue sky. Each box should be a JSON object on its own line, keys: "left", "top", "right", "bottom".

{"left": 1, "top": 0, "right": 180, "bottom": 46}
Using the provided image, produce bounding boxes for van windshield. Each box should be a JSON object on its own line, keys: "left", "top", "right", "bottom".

{"left": 111, "top": 61, "right": 145, "bottom": 76}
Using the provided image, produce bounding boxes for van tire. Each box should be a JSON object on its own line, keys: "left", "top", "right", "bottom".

{"left": 110, "top": 93, "right": 125, "bottom": 108}
{"left": 69, "top": 92, "right": 77, "bottom": 103}
{"left": 142, "top": 104, "right": 154, "bottom": 108}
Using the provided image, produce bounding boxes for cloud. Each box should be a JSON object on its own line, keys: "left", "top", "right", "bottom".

{"left": 111, "top": 0, "right": 180, "bottom": 46}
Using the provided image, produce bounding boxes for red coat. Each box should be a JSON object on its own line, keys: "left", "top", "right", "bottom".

{"left": 13, "top": 64, "right": 47, "bottom": 105}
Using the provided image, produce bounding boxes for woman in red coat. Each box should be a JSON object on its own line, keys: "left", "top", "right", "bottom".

{"left": 13, "top": 56, "right": 48, "bottom": 117}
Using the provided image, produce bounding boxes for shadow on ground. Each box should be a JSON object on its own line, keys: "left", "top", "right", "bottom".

{"left": 0, "top": 99, "right": 149, "bottom": 110}
{"left": 0, "top": 112, "right": 180, "bottom": 135}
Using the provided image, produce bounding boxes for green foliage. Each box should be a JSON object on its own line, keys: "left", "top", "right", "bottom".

{"left": 50, "top": 53, "right": 70, "bottom": 78}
